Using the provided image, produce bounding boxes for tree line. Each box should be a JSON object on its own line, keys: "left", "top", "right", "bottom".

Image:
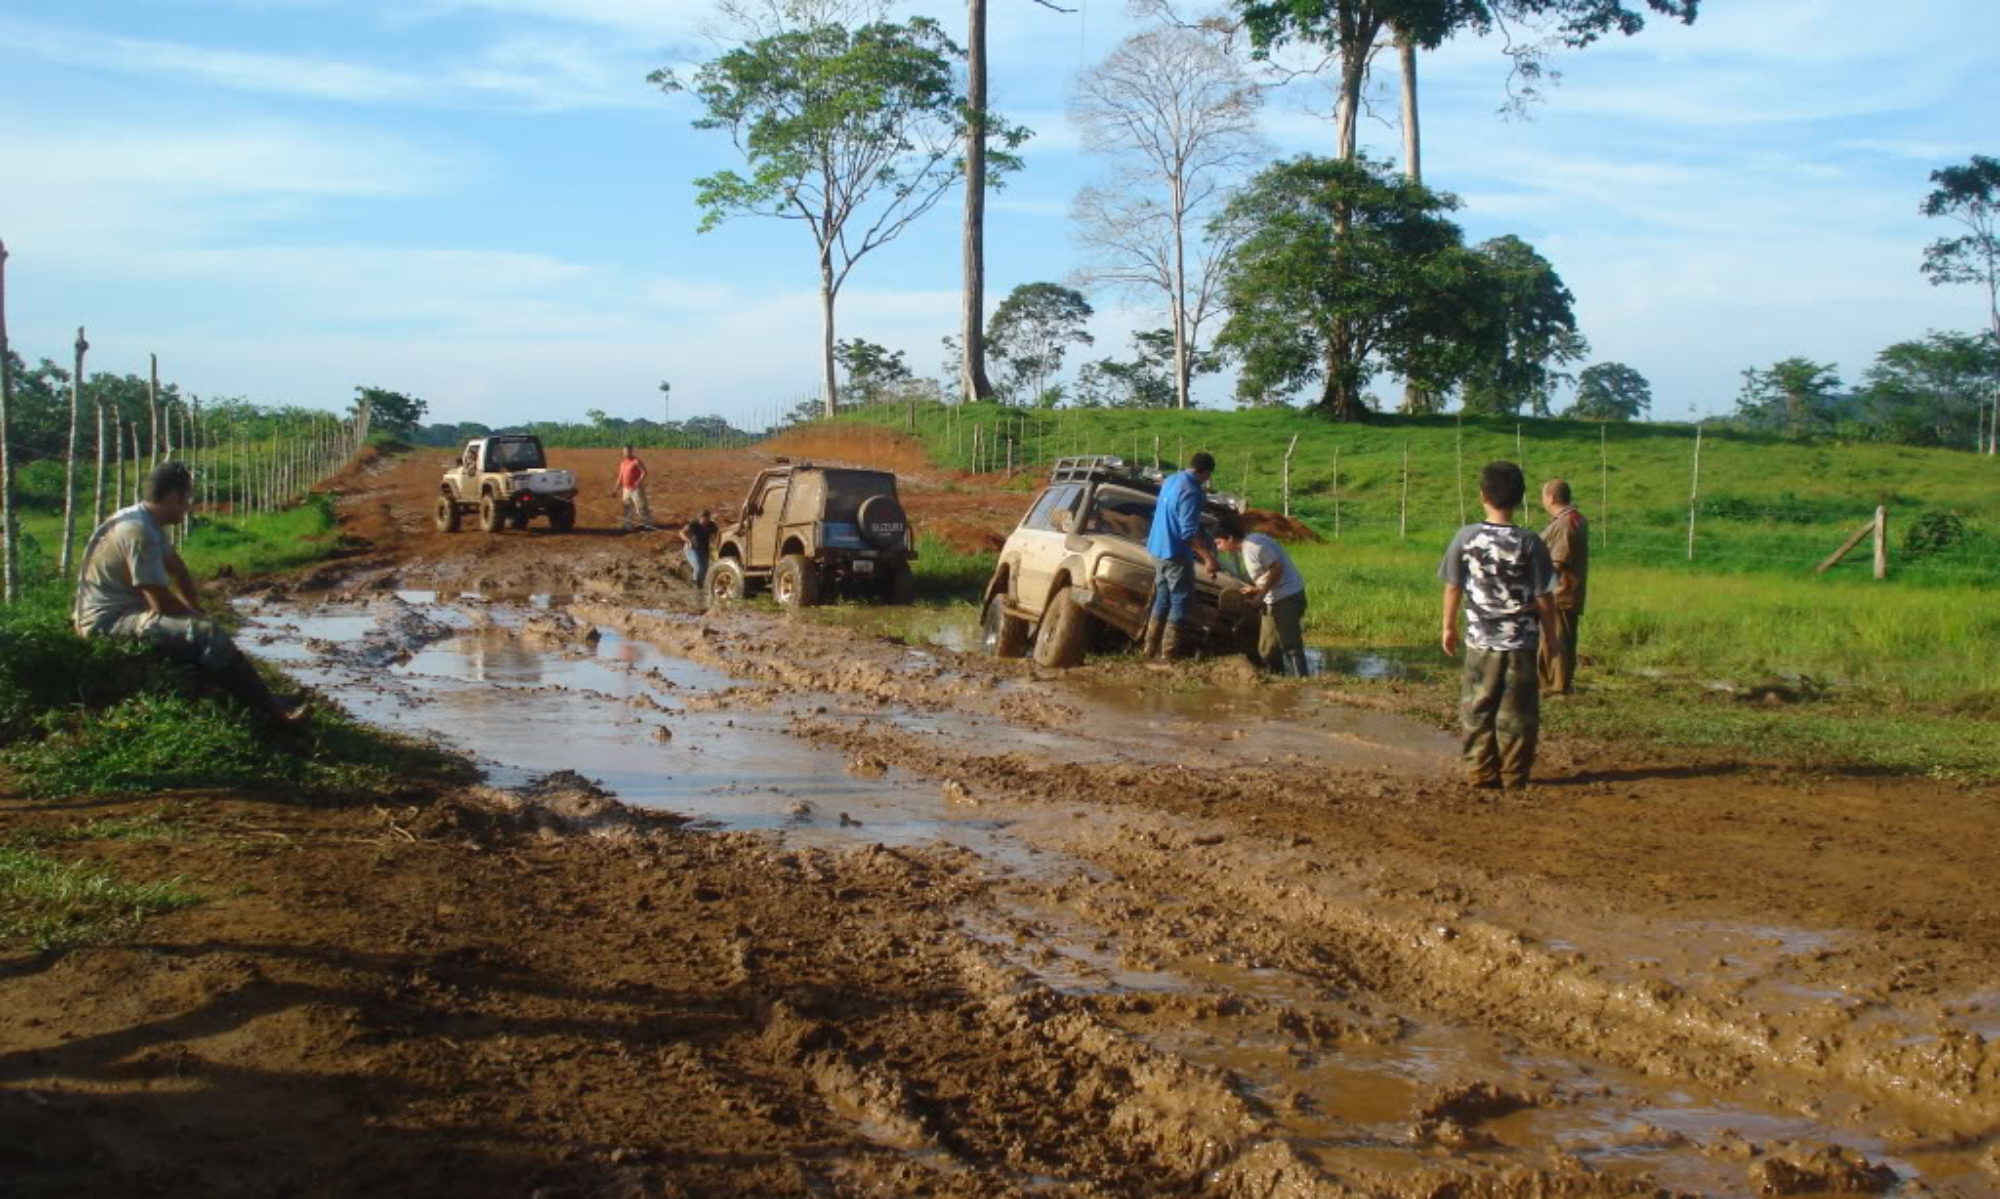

{"left": 658, "top": 0, "right": 1997, "bottom": 450}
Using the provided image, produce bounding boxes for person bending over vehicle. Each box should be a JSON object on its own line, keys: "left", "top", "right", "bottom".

{"left": 73, "top": 461, "right": 310, "bottom": 730}
{"left": 1214, "top": 516, "right": 1309, "bottom": 677}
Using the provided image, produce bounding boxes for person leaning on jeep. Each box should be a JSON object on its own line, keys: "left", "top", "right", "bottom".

{"left": 1142, "top": 451, "right": 1220, "bottom": 660}
{"left": 73, "top": 462, "right": 310, "bottom": 730}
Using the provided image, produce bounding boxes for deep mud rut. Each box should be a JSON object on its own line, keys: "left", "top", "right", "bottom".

{"left": 5, "top": 437, "right": 1998, "bottom": 1198}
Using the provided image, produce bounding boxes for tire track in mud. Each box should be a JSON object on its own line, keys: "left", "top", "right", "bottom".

{"left": 559, "top": 601, "right": 1998, "bottom": 1194}
{"left": 232, "top": 593, "right": 1995, "bottom": 1195}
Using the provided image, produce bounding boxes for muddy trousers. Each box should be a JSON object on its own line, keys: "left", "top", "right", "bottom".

{"left": 1538, "top": 608, "right": 1580, "bottom": 695}
{"left": 1460, "top": 644, "right": 1541, "bottom": 786}
{"left": 93, "top": 613, "right": 289, "bottom": 719}
{"left": 619, "top": 488, "right": 654, "bottom": 531}
{"left": 1258, "top": 592, "right": 1309, "bottom": 676}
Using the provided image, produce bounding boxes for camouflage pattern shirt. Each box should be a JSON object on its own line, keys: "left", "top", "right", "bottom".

{"left": 1437, "top": 522, "right": 1556, "bottom": 652}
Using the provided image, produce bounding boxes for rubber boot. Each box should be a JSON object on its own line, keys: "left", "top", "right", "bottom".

{"left": 1161, "top": 623, "right": 1192, "bottom": 661}
{"left": 217, "top": 655, "right": 312, "bottom": 731}
{"left": 1285, "top": 649, "right": 1311, "bottom": 678}
{"left": 1141, "top": 617, "right": 1166, "bottom": 660}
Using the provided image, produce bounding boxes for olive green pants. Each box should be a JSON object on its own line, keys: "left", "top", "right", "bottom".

{"left": 1258, "top": 592, "right": 1308, "bottom": 675}
{"left": 1460, "top": 644, "right": 1540, "bottom": 786}
{"left": 1538, "top": 607, "right": 1580, "bottom": 695}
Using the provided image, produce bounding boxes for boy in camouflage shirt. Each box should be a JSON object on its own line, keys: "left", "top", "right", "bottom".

{"left": 1437, "top": 461, "right": 1557, "bottom": 788}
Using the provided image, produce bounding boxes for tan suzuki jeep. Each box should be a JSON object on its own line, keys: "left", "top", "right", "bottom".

{"left": 980, "top": 456, "right": 1257, "bottom": 668}
{"left": 707, "top": 464, "right": 917, "bottom": 606}
{"left": 434, "top": 435, "right": 578, "bottom": 533}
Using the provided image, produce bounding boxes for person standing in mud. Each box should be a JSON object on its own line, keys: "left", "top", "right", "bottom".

{"left": 681, "top": 509, "right": 718, "bottom": 589}
{"left": 73, "top": 461, "right": 310, "bottom": 730}
{"left": 1536, "top": 478, "right": 1589, "bottom": 697}
{"left": 1143, "top": 451, "right": 1221, "bottom": 660}
{"left": 1212, "top": 516, "right": 1309, "bottom": 676}
{"left": 1438, "top": 461, "right": 1556, "bottom": 789}
{"left": 614, "top": 445, "right": 655, "bottom": 532}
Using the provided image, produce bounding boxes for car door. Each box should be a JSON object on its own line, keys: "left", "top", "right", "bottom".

{"left": 1011, "top": 483, "right": 1081, "bottom": 612}
{"left": 748, "top": 480, "right": 788, "bottom": 568}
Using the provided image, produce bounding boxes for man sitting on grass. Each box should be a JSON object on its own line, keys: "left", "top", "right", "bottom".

{"left": 72, "top": 461, "right": 310, "bottom": 730}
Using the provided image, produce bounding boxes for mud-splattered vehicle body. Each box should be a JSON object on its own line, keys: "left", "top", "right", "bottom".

{"left": 435, "top": 435, "right": 578, "bottom": 533}
{"left": 981, "top": 456, "right": 1257, "bottom": 667}
{"left": 708, "top": 464, "right": 917, "bottom": 606}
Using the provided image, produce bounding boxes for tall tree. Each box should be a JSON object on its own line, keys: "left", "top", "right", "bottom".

{"left": 1072, "top": 26, "right": 1263, "bottom": 410}
{"left": 1458, "top": 234, "right": 1587, "bottom": 416}
{"left": 1920, "top": 155, "right": 2000, "bottom": 455}
{"left": 987, "top": 283, "right": 1095, "bottom": 405}
{"left": 1856, "top": 331, "right": 1999, "bottom": 449}
{"left": 0, "top": 239, "right": 15, "bottom": 602}
{"left": 354, "top": 387, "right": 427, "bottom": 439}
{"left": 1735, "top": 357, "right": 1840, "bottom": 437}
{"left": 1568, "top": 361, "right": 1652, "bottom": 421}
{"left": 1230, "top": 1, "right": 1697, "bottom": 162}
{"left": 1215, "top": 154, "right": 1481, "bottom": 418}
{"left": 834, "top": 337, "right": 915, "bottom": 402}
{"left": 659, "top": 18, "right": 1023, "bottom": 417}
{"left": 960, "top": 0, "right": 996, "bottom": 405}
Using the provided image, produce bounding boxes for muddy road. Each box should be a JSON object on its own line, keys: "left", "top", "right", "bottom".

{"left": 5, "top": 437, "right": 1997, "bottom": 1197}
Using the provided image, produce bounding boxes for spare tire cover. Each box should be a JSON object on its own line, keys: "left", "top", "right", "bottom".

{"left": 857, "top": 494, "right": 908, "bottom": 549}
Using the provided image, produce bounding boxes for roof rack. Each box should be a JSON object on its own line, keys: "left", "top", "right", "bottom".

{"left": 1049, "top": 455, "right": 1147, "bottom": 485}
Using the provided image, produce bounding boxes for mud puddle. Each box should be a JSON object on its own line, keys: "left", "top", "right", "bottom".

{"left": 965, "top": 891, "right": 1992, "bottom": 1197}
{"left": 238, "top": 595, "right": 1031, "bottom": 859}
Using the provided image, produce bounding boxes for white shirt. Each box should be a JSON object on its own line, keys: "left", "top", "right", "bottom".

{"left": 1240, "top": 533, "right": 1305, "bottom": 607}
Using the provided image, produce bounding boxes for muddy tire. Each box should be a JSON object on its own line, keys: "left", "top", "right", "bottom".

{"left": 509, "top": 505, "right": 531, "bottom": 531}
{"left": 708, "top": 559, "right": 746, "bottom": 604}
{"left": 547, "top": 500, "right": 575, "bottom": 533}
{"left": 435, "top": 493, "right": 461, "bottom": 533}
{"left": 1032, "top": 586, "right": 1092, "bottom": 669}
{"left": 773, "top": 554, "right": 822, "bottom": 608}
{"left": 479, "top": 493, "right": 508, "bottom": 533}
{"left": 883, "top": 562, "right": 916, "bottom": 605}
{"left": 983, "top": 595, "right": 1030, "bottom": 659}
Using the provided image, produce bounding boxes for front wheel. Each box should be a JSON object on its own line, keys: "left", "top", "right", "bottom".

{"left": 983, "top": 594, "right": 1029, "bottom": 659}
{"left": 773, "top": 554, "right": 822, "bottom": 608}
{"left": 883, "top": 561, "right": 916, "bottom": 605}
{"left": 435, "top": 493, "right": 461, "bottom": 533}
{"left": 1032, "top": 586, "right": 1092, "bottom": 669}
{"left": 478, "top": 493, "right": 507, "bottom": 533}
{"left": 708, "top": 559, "right": 746, "bottom": 604}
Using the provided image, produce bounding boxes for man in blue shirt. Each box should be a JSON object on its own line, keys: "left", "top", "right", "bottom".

{"left": 1143, "top": 451, "right": 1220, "bottom": 659}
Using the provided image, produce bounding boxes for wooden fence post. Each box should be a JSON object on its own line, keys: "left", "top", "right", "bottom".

{"left": 1454, "top": 413, "right": 1466, "bottom": 526}
{"left": 1873, "top": 506, "right": 1887, "bottom": 580}
{"left": 60, "top": 326, "right": 88, "bottom": 578}
{"left": 1399, "top": 440, "right": 1410, "bottom": 541}
{"left": 1152, "top": 433, "right": 1160, "bottom": 472}
{"left": 1686, "top": 425, "right": 1702, "bottom": 563}
{"left": 92, "top": 396, "right": 107, "bottom": 531}
{"left": 148, "top": 354, "right": 160, "bottom": 467}
{"left": 1281, "top": 432, "right": 1300, "bottom": 518}
{"left": 1331, "top": 448, "right": 1340, "bottom": 540}
{"left": 1599, "top": 423, "right": 1608, "bottom": 549}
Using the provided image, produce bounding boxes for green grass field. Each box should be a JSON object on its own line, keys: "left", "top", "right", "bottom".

{"left": 845, "top": 403, "right": 1997, "bottom": 778}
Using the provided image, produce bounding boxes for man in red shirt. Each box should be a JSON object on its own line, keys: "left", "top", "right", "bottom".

{"left": 614, "top": 445, "right": 655, "bottom": 532}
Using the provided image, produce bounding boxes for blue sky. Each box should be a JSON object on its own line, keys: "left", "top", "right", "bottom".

{"left": 0, "top": 0, "right": 1993, "bottom": 429}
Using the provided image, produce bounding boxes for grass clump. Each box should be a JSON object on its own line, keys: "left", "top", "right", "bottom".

{"left": 0, "top": 846, "right": 200, "bottom": 951}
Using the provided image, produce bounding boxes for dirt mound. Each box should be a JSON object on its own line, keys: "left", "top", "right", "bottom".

{"left": 1240, "top": 507, "right": 1324, "bottom": 543}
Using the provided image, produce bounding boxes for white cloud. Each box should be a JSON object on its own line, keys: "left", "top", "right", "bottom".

{"left": 0, "top": 16, "right": 662, "bottom": 111}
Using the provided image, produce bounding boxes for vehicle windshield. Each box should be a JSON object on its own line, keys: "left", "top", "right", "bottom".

{"left": 487, "top": 440, "right": 545, "bottom": 471}
{"left": 1082, "top": 485, "right": 1156, "bottom": 544}
{"left": 821, "top": 471, "right": 897, "bottom": 522}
